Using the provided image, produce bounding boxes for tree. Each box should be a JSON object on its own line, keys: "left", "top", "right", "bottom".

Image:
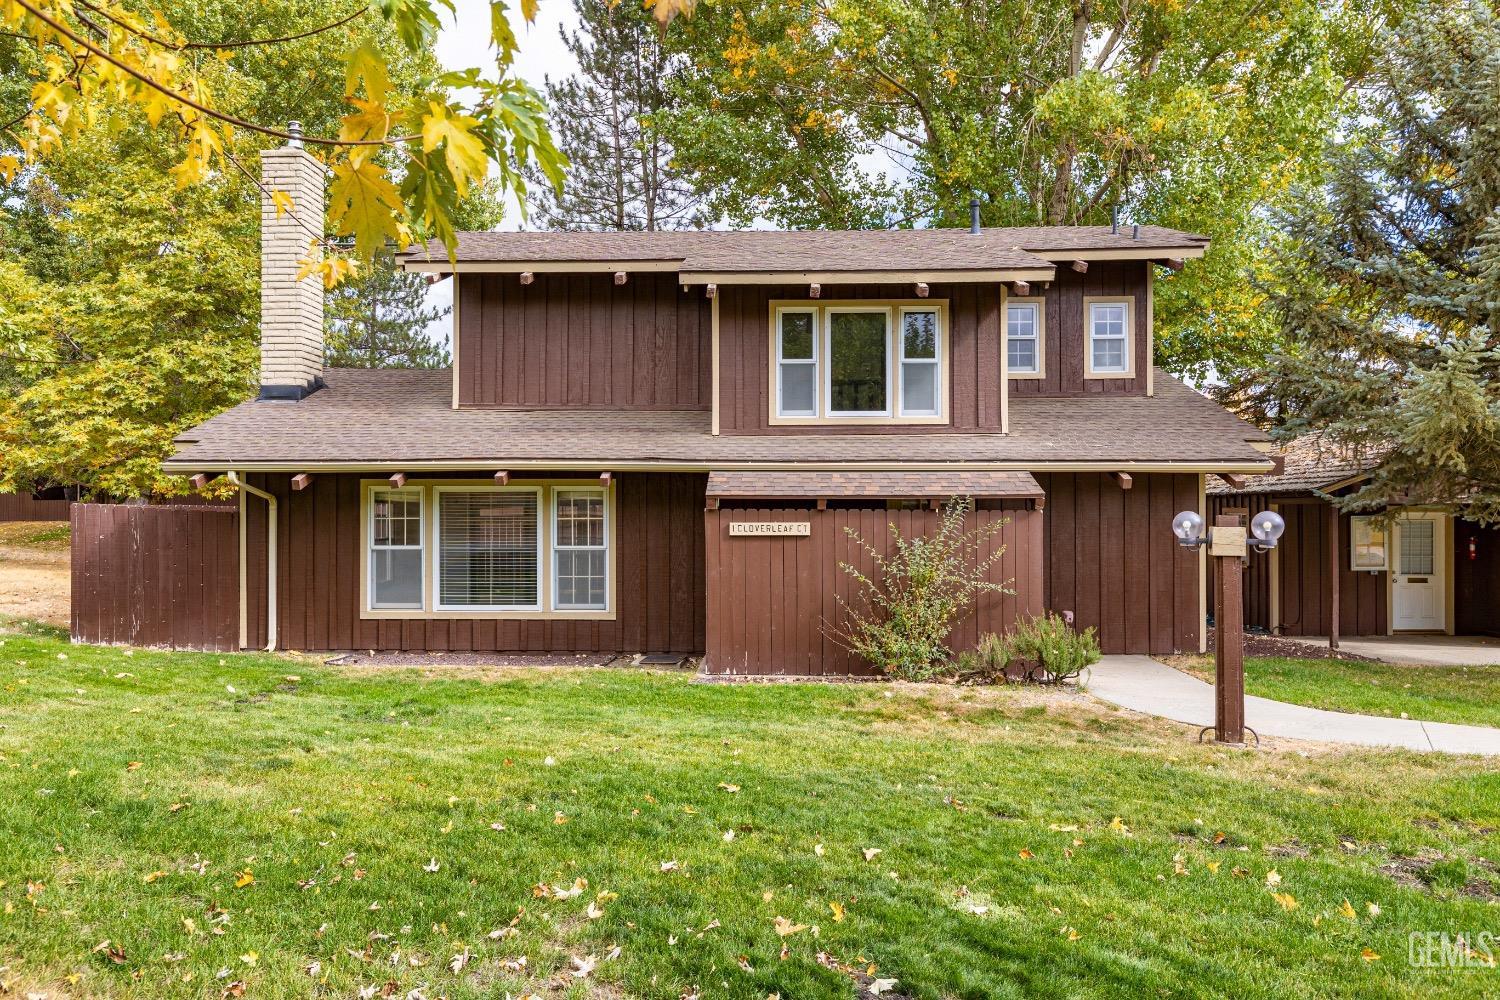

{"left": 530, "top": 0, "right": 708, "bottom": 230}
{"left": 325, "top": 251, "right": 451, "bottom": 368}
{"left": 0, "top": 0, "right": 568, "bottom": 272}
{"left": 1228, "top": 1, "right": 1500, "bottom": 523}
{"left": 654, "top": 0, "right": 1412, "bottom": 376}
{"left": 0, "top": 0, "right": 456, "bottom": 499}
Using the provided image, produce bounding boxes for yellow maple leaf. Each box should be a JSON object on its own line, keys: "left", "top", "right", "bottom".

{"left": 344, "top": 44, "right": 390, "bottom": 103}
{"left": 1338, "top": 899, "right": 1357, "bottom": 920}
{"left": 420, "top": 102, "right": 488, "bottom": 195}
{"left": 1360, "top": 947, "right": 1380, "bottom": 962}
{"left": 270, "top": 190, "right": 294, "bottom": 219}
{"left": 143, "top": 870, "right": 167, "bottom": 884}
{"left": 326, "top": 159, "right": 406, "bottom": 258}
{"left": 829, "top": 900, "right": 845, "bottom": 922}
{"left": 1271, "top": 892, "right": 1297, "bottom": 911}
{"left": 0, "top": 155, "right": 20, "bottom": 184}
{"left": 339, "top": 97, "right": 397, "bottom": 151}
{"left": 235, "top": 870, "right": 254, "bottom": 888}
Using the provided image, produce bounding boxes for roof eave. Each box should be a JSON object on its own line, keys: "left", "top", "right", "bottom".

{"left": 676, "top": 267, "right": 1056, "bottom": 285}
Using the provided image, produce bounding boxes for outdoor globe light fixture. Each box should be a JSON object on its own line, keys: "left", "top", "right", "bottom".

{"left": 1249, "top": 510, "right": 1286, "bottom": 551}
{"left": 1172, "top": 510, "right": 1206, "bottom": 548}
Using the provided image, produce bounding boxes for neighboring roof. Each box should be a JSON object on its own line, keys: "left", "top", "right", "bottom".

{"left": 166, "top": 368, "right": 1271, "bottom": 472}
{"left": 1207, "top": 432, "right": 1376, "bottom": 495}
{"left": 397, "top": 226, "right": 1208, "bottom": 278}
{"left": 706, "top": 470, "right": 1044, "bottom": 500}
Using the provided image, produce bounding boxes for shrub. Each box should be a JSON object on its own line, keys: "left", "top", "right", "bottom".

{"left": 828, "top": 497, "right": 1013, "bottom": 681}
{"left": 953, "top": 632, "right": 1012, "bottom": 683}
{"left": 1007, "top": 612, "right": 1101, "bottom": 684}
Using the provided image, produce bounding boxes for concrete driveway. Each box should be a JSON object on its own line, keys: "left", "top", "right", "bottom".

{"left": 1087, "top": 655, "right": 1500, "bottom": 755}
{"left": 1285, "top": 635, "right": 1500, "bottom": 666}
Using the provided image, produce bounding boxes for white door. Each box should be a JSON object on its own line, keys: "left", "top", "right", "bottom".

{"left": 1392, "top": 516, "right": 1446, "bottom": 632}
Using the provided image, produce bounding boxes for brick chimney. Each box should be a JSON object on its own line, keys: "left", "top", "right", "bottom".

{"left": 258, "top": 123, "right": 325, "bottom": 400}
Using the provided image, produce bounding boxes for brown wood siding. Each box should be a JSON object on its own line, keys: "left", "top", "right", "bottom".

{"left": 1455, "top": 520, "right": 1499, "bottom": 636}
{"left": 0, "top": 492, "right": 72, "bottom": 521}
{"left": 1035, "top": 473, "right": 1199, "bottom": 654}
{"left": 1008, "top": 262, "right": 1151, "bottom": 397}
{"left": 242, "top": 472, "right": 706, "bottom": 654}
{"left": 716, "top": 282, "right": 1004, "bottom": 434}
{"left": 457, "top": 272, "right": 711, "bottom": 410}
{"left": 71, "top": 504, "right": 239, "bottom": 650}
{"left": 703, "top": 503, "right": 1043, "bottom": 676}
{"left": 1210, "top": 496, "right": 1389, "bottom": 638}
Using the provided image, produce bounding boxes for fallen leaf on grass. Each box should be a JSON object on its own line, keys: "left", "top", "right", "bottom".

{"left": 1271, "top": 892, "right": 1298, "bottom": 911}
{"left": 774, "top": 916, "right": 808, "bottom": 937}
{"left": 829, "top": 901, "right": 845, "bottom": 922}
{"left": 814, "top": 843, "right": 825, "bottom": 857}
{"left": 737, "top": 955, "right": 754, "bottom": 972}
{"left": 718, "top": 783, "right": 740, "bottom": 793}
{"left": 126, "top": 761, "right": 142, "bottom": 772}
{"left": 1265, "top": 870, "right": 1282, "bottom": 887}
{"left": 234, "top": 870, "right": 254, "bottom": 888}
{"left": 570, "top": 954, "right": 597, "bottom": 978}
{"left": 660, "top": 860, "right": 679, "bottom": 872}
{"left": 1108, "top": 816, "right": 1131, "bottom": 835}
{"left": 144, "top": 870, "right": 167, "bottom": 884}
{"left": 1018, "top": 849, "right": 1034, "bottom": 860}
{"left": 587, "top": 901, "right": 605, "bottom": 919}
{"left": 448, "top": 948, "right": 470, "bottom": 973}
{"left": 862, "top": 848, "right": 881, "bottom": 862}
{"left": 423, "top": 858, "right": 440, "bottom": 873}
{"left": 553, "top": 811, "right": 569, "bottom": 825}
{"left": 1338, "top": 899, "right": 1357, "bottom": 920}
{"left": 870, "top": 979, "right": 900, "bottom": 995}
{"left": 1361, "top": 948, "right": 1381, "bottom": 962}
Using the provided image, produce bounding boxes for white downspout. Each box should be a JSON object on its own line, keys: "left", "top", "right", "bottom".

{"left": 227, "top": 471, "right": 277, "bottom": 651}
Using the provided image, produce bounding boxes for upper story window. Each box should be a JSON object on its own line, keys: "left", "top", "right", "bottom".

{"left": 1006, "top": 299, "right": 1044, "bottom": 377}
{"left": 772, "top": 302, "right": 947, "bottom": 424}
{"left": 1085, "top": 297, "right": 1135, "bottom": 377}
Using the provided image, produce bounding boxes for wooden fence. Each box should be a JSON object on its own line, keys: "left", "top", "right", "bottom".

{"left": 0, "top": 492, "right": 72, "bottom": 521}
{"left": 71, "top": 503, "right": 239, "bottom": 650}
{"left": 703, "top": 504, "right": 1043, "bottom": 677}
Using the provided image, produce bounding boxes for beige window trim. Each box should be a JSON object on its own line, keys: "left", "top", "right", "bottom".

{"left": 767, "top": 299, "right": 950, "bottom": 426}
{"left": 358, "top": 478, "right": 617, "bottom": 621}
{"left": 1005, "top": 296, "right": 1046, "bottom": 380}
{"left": 1083, "top": 295, "right": 1137, "bottom": 379}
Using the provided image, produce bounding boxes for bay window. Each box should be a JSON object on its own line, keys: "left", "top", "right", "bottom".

{"left": 772, "top": 301, "right": 947, "bottom": 423}
{"left": 1086, "top": 298, "right": 1134, "bottom": 376}
{"left": 1006, "top": 300, "right": 1042, "bottom": 376}
{"left": 363, "top": 481, "right": 613, "bottom": 618}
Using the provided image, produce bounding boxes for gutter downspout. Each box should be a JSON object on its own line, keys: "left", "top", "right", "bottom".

{"left": 227, "top": 471, "right": 277, "bottom": 651}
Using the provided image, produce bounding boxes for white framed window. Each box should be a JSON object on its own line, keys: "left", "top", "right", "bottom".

{"left": 1006, "top": 299, "right": 1043, "bottom": 376}
{"left": 826, "top": 306, "right": 892, "bottom": 416}
{"left": 553, "top": 489, "right": 607, "bottom": 610}
{"left": 369, "top": 489, "right": 424, "bottom": 609}
{"left": 898, "top": 307, "right": 941, "bottom": 416}
{"left": 1085, "top": 298, "right": 1133, "bottom": 376}
{"left": 775, "top": 307, "right": 818, "bottom": 417}
{"left": 434, "top": 486, "right": 542, "bottom": 611}
{"left": 1350, "top": 516, "right": 1389, "bottom": 571}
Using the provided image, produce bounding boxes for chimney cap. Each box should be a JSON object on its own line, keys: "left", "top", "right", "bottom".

{"left": 287, "top": 120, "right": 303, "bottom": 149}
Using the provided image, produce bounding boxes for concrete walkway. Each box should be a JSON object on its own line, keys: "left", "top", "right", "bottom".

{"left": 1290, "top": 634, "right": 1500, "bottom": 667}
{"left": 1087, "top": 655, "right": 1500, "bottom": 755}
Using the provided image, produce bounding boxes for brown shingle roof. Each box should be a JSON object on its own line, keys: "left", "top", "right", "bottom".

{"left": 398, "top": 226, "right": 1207, "bottom": 274}
{"left": 706, "top": 470, "right": 1043, "bottom": 499}
{"left": 1206, "top": 432, "right": 1376, "bottom": 495}
{"left": 166, "top": 369, "right": 1270, "bottom": 470}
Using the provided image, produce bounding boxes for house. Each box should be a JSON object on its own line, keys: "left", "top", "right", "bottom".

{"left": 158, "top": 134, "right": 1278, "bottom": 674}
{"left": 1209, "top": 435, "right": 1499, "bottom": 640}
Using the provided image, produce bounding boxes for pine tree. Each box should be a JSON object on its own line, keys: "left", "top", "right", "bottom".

{"left": 324, "top": 251, "right": 451, "bottom": 368}
{"left": 1230, "top": 0, "right": 1500, "bottom": 523}
{"left": 529, "top": 0, "right": 708, "bottom": 231}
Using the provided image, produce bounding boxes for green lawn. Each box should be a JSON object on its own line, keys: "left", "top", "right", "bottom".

{"left": 4, "top": 623, "right": 1500, "bottom": 998}
{"left": 1176, "top": 656, "right": 1500, "bottom": 730}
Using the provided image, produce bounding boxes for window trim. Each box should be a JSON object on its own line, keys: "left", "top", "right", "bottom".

{"left": 774, "top": 306, "right": 820, "bottom": 418}
{"left": 1083, "top": 295, "right": 1137, "bottom": 379}
{"left": 368, "top": 487, "right": 425, "bottom": 610}
{"left": 358, "top": 479, "right": 617, "bottom": 621}
{"left": 766, "top": 299, "right": 949, "bottom": 426}
{"left": 552, "top": 487, "right": 609, "bottom": 611}
{"left": 897, "top": 305, "right": 943, "bottom": 417}
{"left": 1005, "top": 297, "right": 1046, "bottom": 380}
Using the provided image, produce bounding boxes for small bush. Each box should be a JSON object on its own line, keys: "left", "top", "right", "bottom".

{"left": 1008, "top": 613, "right": 1101, "bottom": 684}
{"left": 954, "top": 632, "right": 1011, "bottom": 683}
{"left": 828, "top": 497, "right": 1013, "bottom": 681}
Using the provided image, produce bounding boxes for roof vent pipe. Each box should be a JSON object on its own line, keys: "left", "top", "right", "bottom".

{"left": 969, "top": 197, "right": 980, "bottom": 234}
{"left": 1132, "top": 223, "right": 1140, "bottom": 240}
{"left": 1111, "top": 206, "right": 1119, "bottom": 235}
{"left": 286, "top": 119, "right": 303, "bottom": 148}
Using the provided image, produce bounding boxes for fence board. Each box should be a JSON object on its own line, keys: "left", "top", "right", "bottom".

{"left": 70, "top": 504, "right": 239, "bottom": 650}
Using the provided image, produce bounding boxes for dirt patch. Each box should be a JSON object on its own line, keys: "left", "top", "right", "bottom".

{"left": 0, "top": 520, "right": 70, "bottom": 628}
{"left": 1204, "top": 628, "right": 1382, "bottom": 662}
{"left": 1379, "top": 848, "right": 1500, "bottom": 900}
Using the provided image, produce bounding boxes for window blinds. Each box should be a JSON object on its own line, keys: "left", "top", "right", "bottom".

{"left": 437, "top": 490, "right": 540, "bottom": 608}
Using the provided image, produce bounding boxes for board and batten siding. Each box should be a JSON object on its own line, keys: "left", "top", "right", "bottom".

{"left": 1034, "top": 473, "right": 1201, "bottom": 655}
{"left": 716, "top": 283, "right": 1004, "bottom": 434}
{"left": 455, "top": 271, "right": 712, "bottom": 410}
{"left": 703, "top": 503, "right": 1043, "bottom": 676}
{"left": 242, "top": 471, "right": 706, "bottom": 653}
{"left": 1008, "top": 262, "right": 1152, "bottom": 397}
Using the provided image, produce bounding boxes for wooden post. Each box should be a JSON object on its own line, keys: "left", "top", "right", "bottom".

{"left": 1328, "top": 504, "right": 1340, "bottom": 651}
{"left": 1213, "top": 514, "right": 1246, "bottom": 745}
